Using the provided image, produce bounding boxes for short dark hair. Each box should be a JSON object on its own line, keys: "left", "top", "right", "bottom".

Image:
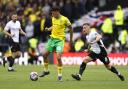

{"left": 83, "top": 23, "right": 90, "bottom": 26}
{"left": 11, "top": 12, "right": 18, "bottom": 16}
{"left": 51, "top": 6, "right": 60, "bottom": 12}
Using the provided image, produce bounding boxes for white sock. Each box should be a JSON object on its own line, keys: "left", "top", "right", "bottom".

{"left": 8, "top": 67, "right": 13, "bottom": 70}
{"left": 78, "top": 74, "right": 81, "bottom": 78}
{"left": 58, "top": 74, "right": 62, "bottom": 77}
{"left": 117, "top": 72, "right": 121, "bottom": 75}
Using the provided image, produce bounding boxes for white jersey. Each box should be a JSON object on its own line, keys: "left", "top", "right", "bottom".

{"left": 4, "top": 20, "right": 21, "bottom": 43}
{"left": 86, "top": 31, "right": 104, "bottom": 54}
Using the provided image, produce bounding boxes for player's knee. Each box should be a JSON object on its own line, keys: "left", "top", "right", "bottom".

{"left": 15, "top": 55, "right": 21, "bottom": 58}
{"left": 83, "top": 60, "right": 88, "bottom": 63}
{"left": 43, "top": 52, "right": 49, "bottom": 59}
{"left": 57, "top": 59, "right": 62, "bottom": 66}
{"left": 43, "top": 54, "right": 47, "bottom": 59}
{"left": 83, "top": 56, "right": 92, "bottom": 63}
{"left": 43, "top": 53, "right": 48, "bottom": 59}
{"left": 57, "top": 53, "right": 62, "bottom": 64}
{"left": 15, "top": 52, "right": 21, "bottom": 58}
{"left": 105, "top": 64, "right": 112, "bottom": 70}
{"left": 57, "top": 53, "right": 61, "bottom": 59}
{"left": 57, "top": 55, "right": 61, "bottom": 60}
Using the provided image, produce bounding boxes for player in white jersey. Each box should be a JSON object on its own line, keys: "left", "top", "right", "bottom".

{"left": 71, "top": 23, "right": 125, "bottom": 81}
{"left": 3, "top": 13, "right": 26, "bottom": 71}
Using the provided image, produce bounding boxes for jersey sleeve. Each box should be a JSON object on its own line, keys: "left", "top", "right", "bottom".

{"left": 90, "top": 31, "right": 100, "bottom": 40}
{"left": 4, "top": 22, "right": 10, "bottom": 31}
{"left": 93, "top": 31, "right": 100, "bottom": 37}
{"left": 65, "top": 17, "right": 71, "bottom": 26}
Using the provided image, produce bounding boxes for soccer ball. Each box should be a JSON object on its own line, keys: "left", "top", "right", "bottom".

{"left": 30, "top": 72, "right": 38, "bottom": 81}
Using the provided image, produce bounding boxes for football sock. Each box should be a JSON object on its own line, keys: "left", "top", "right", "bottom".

{"left": 44, "top": 62, "right": 49, "bottom": 72}
{"left": 57, "top": 66, "right": 62, "bottom": 76}
{"left": 7, "top": 56, "right": 14, "bottom": 68}
{"left": 8, "top": 67, "right": 13, "bottom": 70}
{"left": 79, "top": 62, "right": 86, "bottom": 76}
{"left": 110, "top": 66, "right": 120, "bottom": 75}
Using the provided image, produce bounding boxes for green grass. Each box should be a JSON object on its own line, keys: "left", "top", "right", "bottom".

{"left": 0, "top": 65, "right": 128, "bottom": 89}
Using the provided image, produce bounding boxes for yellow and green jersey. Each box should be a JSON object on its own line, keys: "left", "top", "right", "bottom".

{"left": 50, "top": 15, "right": 71, "bottom": 40}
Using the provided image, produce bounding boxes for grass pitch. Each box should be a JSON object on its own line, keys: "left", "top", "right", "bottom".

{"left": 0, "top": 65, "right": 128, "bottom": 89}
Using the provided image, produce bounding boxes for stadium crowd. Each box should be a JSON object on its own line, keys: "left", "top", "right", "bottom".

{"left": 0, "top": 0, "right": 128, "bottom": 61}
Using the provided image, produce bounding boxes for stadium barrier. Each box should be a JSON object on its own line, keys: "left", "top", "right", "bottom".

{"left": 0, "top": 52, "right": 128, "bottom": 66}
{"left": 0, "top": 52, "right": 44, "bottom": 65}
{"left": 54, "top": 52, "right": 128, "bottom": 65}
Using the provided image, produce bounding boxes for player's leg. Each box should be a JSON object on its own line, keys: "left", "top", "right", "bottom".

{"left": 7, "top": 45, "right": 17, "bottom": 71}
{"left": 56, "top": 40, "right": 64, "bottom": 81}
{"left": 7, "top": 51, "right": 15, "bottom": 71}
{"left": 39, "top": 39, "right": 53, "bottom": 77}
{"left": 79, "top": 56, "right": 93, "bottom": 76}
{"left": 2, "top": 56, "right": 6, "bottom": 67}
{"left": 56, "top": 52, "right": 63, "bottom": 81}
{"left": 72, "top": 51, "right": 98, "bottom": 80}
{"left": 105, "top": 64, "right": 125, "bottom": 81}
{"left": 2, "top": 46, "right": 11, "bottom": 67}
{"left": 71, "top": 56, "right": 93, "bottom": 80}
{"left": 2, "top": 52, "right": 7, "bottom": 67}
{"left": 39, "top": 50, "right": 50, "bottom": 77}
{"left": 100, "top": 56, "right": 125, "bottom": 81}
{"left": 7, "top": 51, "right": 21, "bottom": 71}
{"left": 43, "top": 51, "right": 50, "bottom": 71}
{"left": 7, "top": 43, "right": 21, "bottom": 71}
{"left": 15, "top": 51, "right": 21, "bottom": 58}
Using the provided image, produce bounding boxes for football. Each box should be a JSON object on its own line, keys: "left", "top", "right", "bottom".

{"left": 30, "top": 72, "right": 38, "bottom": 81}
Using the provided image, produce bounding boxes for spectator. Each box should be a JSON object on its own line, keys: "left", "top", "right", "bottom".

{"left": 29, "top": 10, "right": 37, "bottom": 24}
{"left": 0, "top": 0, "right": 128, "bottom": 54}
{"left": 118, "top": 29, "right": 128, "bottom": 52}
{"left": 42, "top": 0, "right": 51, "bottom": 15}
{"left": 63, "top": 0, "right": 72, "bottom": 22}
{"left": 74, "top": 37, "right": 84, "bottom": 52}
{"left": 33, "top": 15, "right": 41, "bottom": 39}
{"left": 25, "top": 20, "right": 34, "bottom": 39}
{"left": 114, "top": 5, "right": 124, "bottom": 41}
{"left": 28, "top": 37, "right": 38, "bottom": 65}
{"left": 101, "top": 17, "right": 114, "bottom": 48}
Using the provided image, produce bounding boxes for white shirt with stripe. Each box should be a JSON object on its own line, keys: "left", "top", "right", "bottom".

{"left": 86, "top": 31, "right": 104, "bottom": 54}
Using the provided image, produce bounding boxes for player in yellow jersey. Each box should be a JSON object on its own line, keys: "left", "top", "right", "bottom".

{"left": 39, "top": 6, "right": 73, "bottom": 81}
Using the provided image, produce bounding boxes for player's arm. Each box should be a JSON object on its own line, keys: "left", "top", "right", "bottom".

{"left": 89, "top": 34, "right": 102, "bottom": 44}
{"left": 44, "top": 26, "right": 52, "bottom": 31}
{"left": 67, "top": 25, "right": 73, "bottom": 45}
{"left": 66, "top": 17, "right": 73, "bottom": 45}
{"left": 3, "top": 30, "right": 14, "bottom": 37}
{"left": 3, "top": 23, "right": 13, "bottom": 37}
{"left": 84, "top": 44, "right": 91, "bottom": 52}
{"left": 19, "top": 28, "right": 26, "bottom": 36}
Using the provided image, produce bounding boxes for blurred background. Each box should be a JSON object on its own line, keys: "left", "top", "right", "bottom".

{"left": 0, "top": 0, "right": 128, "bottom": 65}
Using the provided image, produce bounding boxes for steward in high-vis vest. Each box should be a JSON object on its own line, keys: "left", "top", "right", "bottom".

{"left": 118, "top": 29, "right": 128, "bottom": 52}
{"left": 102, "top": 18, "right": 113, "bottom": 34}
{"left": 114, "top": 5, "right": 124, "bottom": 44}
{"left": 101, "top": 17, "right": 114, "bottom": 48}
{"left": 114, "top": 5, "right": 124, "bottom": 27}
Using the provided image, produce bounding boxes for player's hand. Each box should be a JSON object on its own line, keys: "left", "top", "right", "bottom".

{"left": 84, "top": 49, "right": 88, "bottom": 52}
{"left": 23, "top": 33, "right": 27, "bottom": 37}
{"left": 9, "top": 34, "right": 15, "bottom": 37}
{"left": 88, "top": 41, "right": 95, "bottom": 44}
{"left": 45, "top": 27, "right": 50, "bottom": 31}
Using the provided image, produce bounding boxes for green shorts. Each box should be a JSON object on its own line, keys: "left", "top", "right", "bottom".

{"left": 46, "top": 38, "right": 64, "bottom": 53}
